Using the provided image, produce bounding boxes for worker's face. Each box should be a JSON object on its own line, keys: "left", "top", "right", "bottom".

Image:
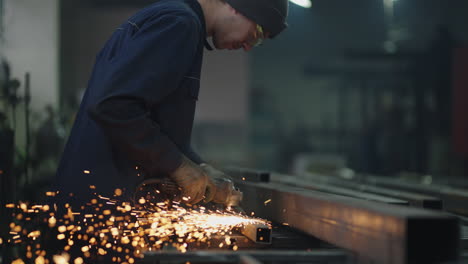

{"left": 213, "top": 6, "right": 266, "bottom": 51}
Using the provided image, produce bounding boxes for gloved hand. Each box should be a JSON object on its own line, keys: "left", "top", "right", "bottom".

{"left": 200, "top": 164, "right": 243, "bottom": 207}
{"left": 169, "top": 155, "right": 209, "bottom": 205}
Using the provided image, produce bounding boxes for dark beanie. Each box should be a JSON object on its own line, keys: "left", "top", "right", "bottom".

{"left": 225, "top": 0, "right": 289, "bottom": 38}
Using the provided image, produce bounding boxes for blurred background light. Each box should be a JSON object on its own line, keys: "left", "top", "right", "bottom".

{"left": 289, "top": 0, "right": 312, "bottom": 8}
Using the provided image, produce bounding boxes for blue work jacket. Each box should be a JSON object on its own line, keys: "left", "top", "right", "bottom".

{"left": 54, "top": 0, "right": 210, "bottom": 201}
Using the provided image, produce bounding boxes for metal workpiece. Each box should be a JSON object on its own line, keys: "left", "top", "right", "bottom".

{"left": 354, "top": 174, "right": 468, "bottom": 216}
{"left": 240, "top": 223, "right": 272, "bottom": 244}
{"left": 143, "top": 249, "right": 350, "bottom": 263}
{"left": 268, "top": 225, "right": 337, "bottom": 250}
{"left": 456, "top": 215, "right": 468, "bottom": 225}
{"left": 178, "top": 225, "right": 336, "bottom": 253}
{"left": 224, "top": 166, "right": 270, "bottom": 183}
{"left": 463, "top": 252, "right": 468, "bottom": 262}
{"left": 298, "top": 172, "right": 443, "bottom": 209}
{"left": 239, "top": 255, "right": 262, "bottom": 264}
{"left": 272, "top": 173, "right": 409, "bottom": 205}
{"left": 233, "top": 178, "right": 460, "bottom": 264}
{"left": 462, "top": 226, "right": 468, "bottom": 250}
{"left": 181, "top": 234, "right": 269, "bottom": 251}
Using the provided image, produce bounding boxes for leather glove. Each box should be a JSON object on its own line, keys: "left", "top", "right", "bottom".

{"left": 200, "top": 164, "right": 233, "bottom": 181}
{"left": 200, "top": 164, "right": 243, "bottom": 207}
{"left": 169, "top": 155, "right": 209, "bottom": 205}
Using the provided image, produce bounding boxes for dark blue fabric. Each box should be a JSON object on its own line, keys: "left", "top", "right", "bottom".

{"left": 54, "top": 0, "right": 207, "bottom": 202}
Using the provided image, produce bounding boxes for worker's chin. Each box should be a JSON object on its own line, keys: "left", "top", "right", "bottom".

{"left": 221, "top": 43, "right": 242, "bottom": 50}
{"left": 213, "top": 43, "right": 224, "bottom": 50}
{"left": 213, "top": 41, "right": 229, "bottom": 50}
{"left": 213, "top": 38, "right": 234, "bottom": 50}
{"left": 211, "top": 38, "right": 222, "bottom": 50}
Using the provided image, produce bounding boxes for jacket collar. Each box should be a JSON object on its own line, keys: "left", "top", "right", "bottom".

{"left": 186, "top": 0, "right": 213, "bottom": 51}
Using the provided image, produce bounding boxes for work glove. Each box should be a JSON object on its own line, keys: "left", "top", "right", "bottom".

{"left": 168, "top": 155, "right": 209, "bottom": 205}
{"left": 200, "top": 164, "right": 243, "bottom": 207}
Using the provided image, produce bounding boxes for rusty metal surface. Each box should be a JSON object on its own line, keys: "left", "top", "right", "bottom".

{"left": 272, "top": 174, "right": 409, "bottom": 206}
{"left": 354, "top": 174, "right": 468, "bottom": 216}
{"left": 143, "top": 249, "right": 350, "bottom": 263}
{"left": 232, "top": 172, "right": 460, "bottom": 264}
{"left": 298, "top": 173, "right": 442, "bottom": 209}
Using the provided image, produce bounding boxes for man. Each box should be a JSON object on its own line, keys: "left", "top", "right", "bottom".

{"left": 55, "top": 0, "right": 288, "bottom": 206}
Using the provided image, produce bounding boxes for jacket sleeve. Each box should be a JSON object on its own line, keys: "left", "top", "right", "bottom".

{"left": 88, "top": 14, "right": 200, "bottom": 176}
{"left": 184, "top": 146, "right": 205, "bottom": 165}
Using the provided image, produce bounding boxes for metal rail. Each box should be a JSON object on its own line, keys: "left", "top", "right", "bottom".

{"left": 231, "top": 169, "right": 460, "bottom": 264}
{"left": 462, "top": 226, "right": 468, "bottom": 250}
{"left": 296, "top": 172, "right": 442, "bottom": 209}
{"left": 239, "top": 255, "right": 262, "bottom": 264}
{"left": 354, "top": 174, "right": 468, "bottom": 215}
{"left": 181, "top": 225, "right": 336, "bottom": 251}
{"left": 143, "top": 249, "right": 349, "bottom": 263}
{"left": 272, "top": 173, "right": 409, "bottom": 205}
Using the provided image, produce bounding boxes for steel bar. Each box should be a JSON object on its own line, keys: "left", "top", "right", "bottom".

{"left": 233, "top": 175, "right": 460, "bottom": 264}
{"left": 272, "top": 173, "right": 408, "bottom": 206}
{"left": 462, "top": 252, "right": 468, "bottom": 262}
{"left": 354, "top": 174, "right": 468, "bottom": 215}
{"left": 298, "top": 172, "right": 442, "bottom": 209}
{"left": 143, "top": 249, "right": 349, "bottom": 263}
{"left": 239, "top": 255, "right": 262, "bottom": 264}
{"left": 269, "top": 225, "right": 336, "bottom": 250}
{"left": 184, "top": 225, "right": 334, "bottom": 250}
{"left": 184, "top": 234, "right": 269, "bottom": 250}
{"left": 462, "top": 226, "right": 468, "bottom": 250}
{"left": 457, "top": 215, "right": 468, "bottom": 225}
{"left": 240, "top": 223, "right": 271, "bottom": 244}
{"left": 224, "top": 166, "right": 270, "bottom": 183}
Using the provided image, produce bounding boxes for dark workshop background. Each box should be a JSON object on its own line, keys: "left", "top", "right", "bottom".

{"left": 0, "top": 0, "right": 467, "bottom": 202}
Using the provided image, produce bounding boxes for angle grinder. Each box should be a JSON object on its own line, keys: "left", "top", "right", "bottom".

{"left": 134, "top": 177, "right": 243, "bottom": 211}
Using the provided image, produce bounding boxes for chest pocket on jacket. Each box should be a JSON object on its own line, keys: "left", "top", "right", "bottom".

{"left": 184, "top": 76, "right": 200, "bottom": 100}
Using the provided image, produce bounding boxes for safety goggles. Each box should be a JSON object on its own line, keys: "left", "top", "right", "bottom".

{"left": 247, "top": 24, "right": 265, "bottom": 47}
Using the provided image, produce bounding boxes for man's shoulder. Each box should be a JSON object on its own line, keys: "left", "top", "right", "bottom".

{"left": 139, "top": 0, "right": 201, "bottom": 24}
